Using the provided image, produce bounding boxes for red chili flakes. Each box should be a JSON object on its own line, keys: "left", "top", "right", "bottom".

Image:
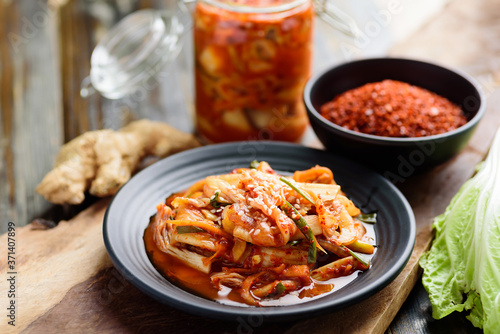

{"left": 319, "top": 80, "right": 467, "bottom": 137}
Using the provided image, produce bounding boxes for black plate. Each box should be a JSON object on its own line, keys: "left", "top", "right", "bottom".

{"left": 103, "top": 141, "right": 416, "bottom": 322}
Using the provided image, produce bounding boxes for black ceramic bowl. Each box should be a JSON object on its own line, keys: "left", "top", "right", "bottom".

{"left": 304, "top": 58, "right": 486, "bottom": 177}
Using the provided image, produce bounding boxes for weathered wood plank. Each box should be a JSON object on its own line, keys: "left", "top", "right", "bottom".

{"left": 0, "top": 199, "right": 112, "bottom": 333}
{"left": 0, "top": 0, "right": 63, "bottom": 233}
{"left": 59, "top": 0, "right": 92, "bottom": 141}
{"left": 388, "top": 280, "right": 482, "bottom": 334}
{"left": 0, "top": 0, "right": 18, "bottom": 227}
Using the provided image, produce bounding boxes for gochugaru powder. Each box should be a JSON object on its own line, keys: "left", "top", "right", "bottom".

{"left": 320, "top": 80, "right": 467, "bottom": 137}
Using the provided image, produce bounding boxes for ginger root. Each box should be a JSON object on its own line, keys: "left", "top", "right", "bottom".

{"left": 36, "top": 120, "right": 200, "bottom": 205}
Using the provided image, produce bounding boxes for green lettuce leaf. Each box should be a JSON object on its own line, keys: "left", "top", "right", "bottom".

{"left": 420, "top": 130, "right": 500, "bottom": 334}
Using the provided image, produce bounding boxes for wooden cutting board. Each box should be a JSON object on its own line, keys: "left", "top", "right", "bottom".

{"left": 2, "top": 108, "right": 499, "bottom": 334}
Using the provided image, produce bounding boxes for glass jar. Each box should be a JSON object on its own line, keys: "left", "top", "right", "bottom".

{"left": 193, "top": 0, "right": 314, "bottom": 142}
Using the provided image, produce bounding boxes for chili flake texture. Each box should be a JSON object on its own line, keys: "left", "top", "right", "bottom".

{"left": 319, "top": 80, "right": 467, "bottom": 137}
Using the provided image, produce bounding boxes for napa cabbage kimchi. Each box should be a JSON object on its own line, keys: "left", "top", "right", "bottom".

{"left": 144, "top": 161, "right": 376, "bottom": 306}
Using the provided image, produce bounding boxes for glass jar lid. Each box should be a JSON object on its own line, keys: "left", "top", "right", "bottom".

{"left": 81, "top": 9, "right": 185, "bottom": 99}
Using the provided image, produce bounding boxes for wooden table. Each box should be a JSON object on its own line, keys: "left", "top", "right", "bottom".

{"left": 1, "top": 0, "right": 499, "bottom": 332}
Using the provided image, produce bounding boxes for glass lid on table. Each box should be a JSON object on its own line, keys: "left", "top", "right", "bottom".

{"left": 81, "top": 0, "right": 360, "bottom": 141}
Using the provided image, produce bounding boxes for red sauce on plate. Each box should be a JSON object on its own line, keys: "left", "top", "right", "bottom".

{"left": 144, "top": 216, "right": 375, "bottom": 306}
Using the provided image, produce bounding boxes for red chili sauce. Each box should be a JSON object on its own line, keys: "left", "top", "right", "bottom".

{"left": 143, "top": 218, "right": 369, "bottom": 307}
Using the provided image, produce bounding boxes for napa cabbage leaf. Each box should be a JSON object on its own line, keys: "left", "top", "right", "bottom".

{"left": 420, "top": 130, "right": 500, "bottom": 334}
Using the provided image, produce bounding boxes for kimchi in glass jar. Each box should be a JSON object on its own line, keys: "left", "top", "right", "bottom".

{"left": 194, "top": 0, "right": 314, "bottom": 142}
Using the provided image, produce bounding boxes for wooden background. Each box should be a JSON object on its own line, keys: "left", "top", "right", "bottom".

{"left": 1, "top": 0, "right": 499, "bottom": 332}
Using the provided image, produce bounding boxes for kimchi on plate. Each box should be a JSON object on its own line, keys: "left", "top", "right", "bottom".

{"left": 144, "top": 161, "right": 376, "bottom": 306}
